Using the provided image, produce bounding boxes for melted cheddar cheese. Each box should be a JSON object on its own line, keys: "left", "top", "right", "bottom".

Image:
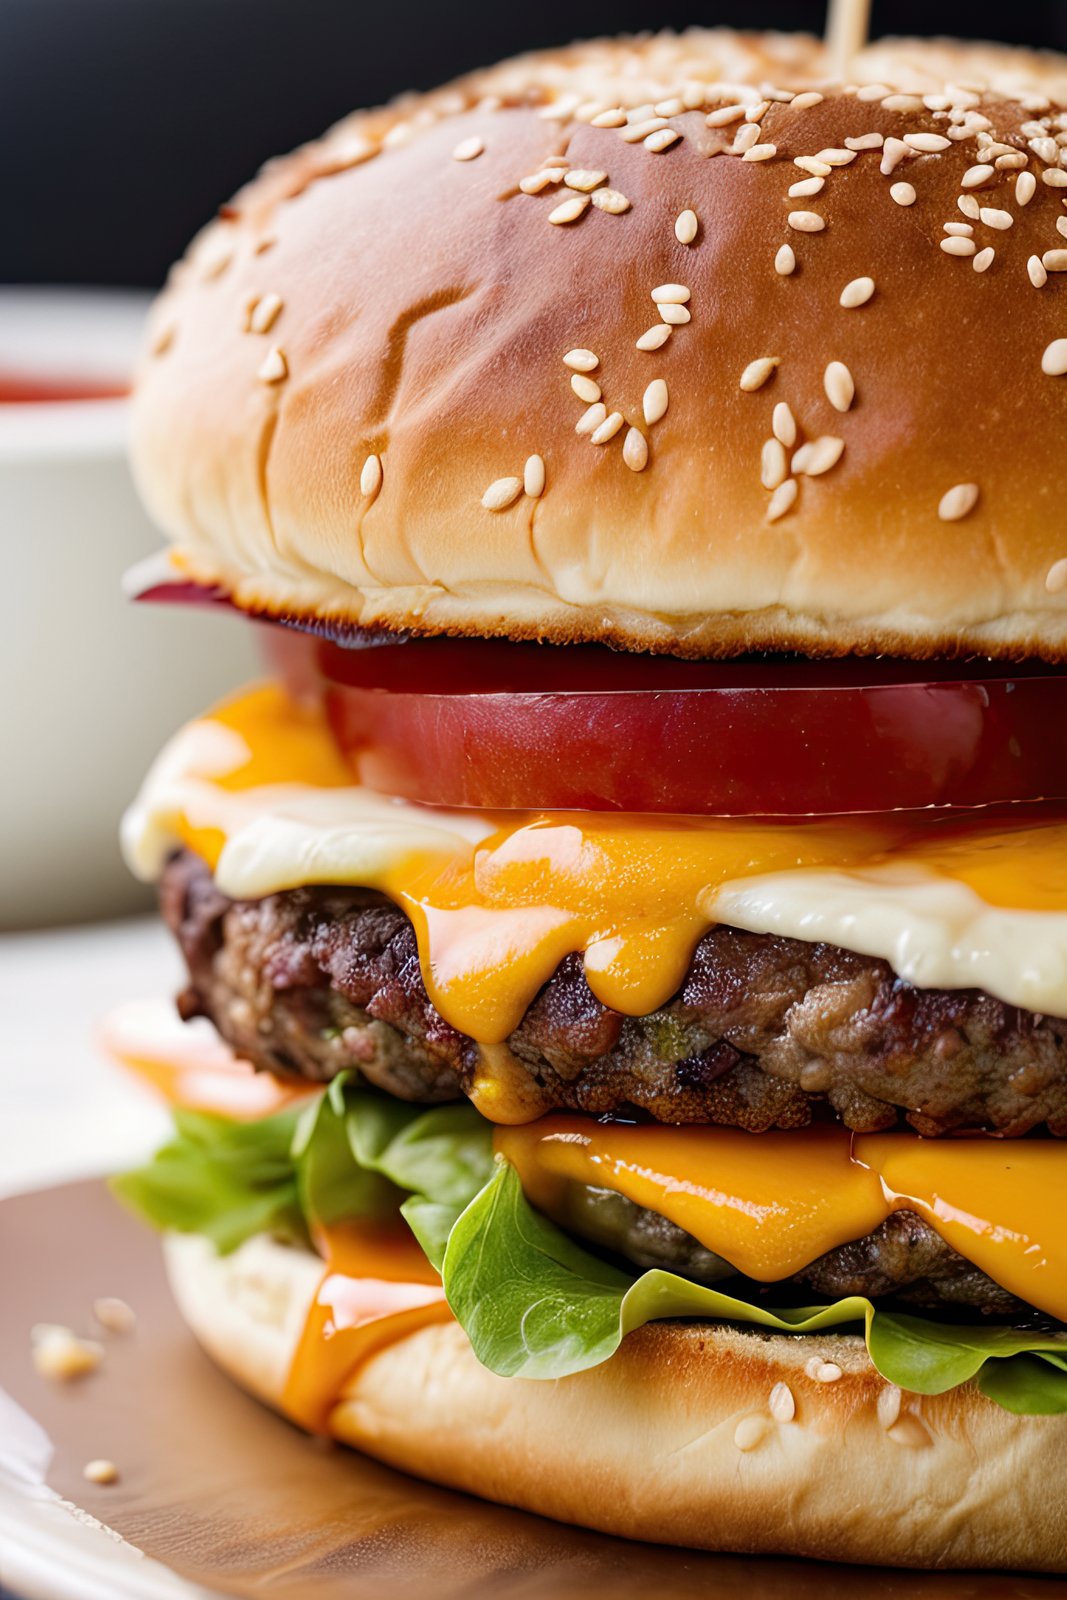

{"left": 123, "top": 685, "right": 1067, "bottom": 1060}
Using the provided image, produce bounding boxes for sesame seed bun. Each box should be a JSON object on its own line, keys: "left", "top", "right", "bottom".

{"left": 130, "top": 29, "right": 1067, "bottom": 661}
{"left": 163, "top": 1230, "right": 1067, "bottom": 1570}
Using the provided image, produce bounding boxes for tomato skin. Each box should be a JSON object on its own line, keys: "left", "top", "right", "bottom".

{"left": 260, "top": 625, "right": 1067, "bottom": 817}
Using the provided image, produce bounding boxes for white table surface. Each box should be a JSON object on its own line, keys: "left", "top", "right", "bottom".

{"left": 0, "top": 917, "right": 177, "bottom": 1200}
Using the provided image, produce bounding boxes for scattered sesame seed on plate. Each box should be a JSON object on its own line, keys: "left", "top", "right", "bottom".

{"left": 675, "top": 208, "right": 699, "bottom": 243}
{"left": 481, "top": 476, "right": 523, "bottom": 511}
{"left": 623, "top": 426, "right": 648, "bottom": 471}
{"left": 938, "top": 482, "right": 980, "bottom": 521}
{"left": 643, "top": 378, "right": 669, "bottom": 425}
{"left": 840, "top": 276, "right": 875, "bottom": 307}
{"left": 452, "top": 137, "right": 484, "bottom": 162}
{"left": 548, "top": 195, "right": 590, "bottom": 225}
{"left": 890, "top": 181, "right": 917, "bottom": 205}
{"left": 571, "top": 373, "right": 601, "bottom": 403}
{"left": 772, "top": 401, "right": 796, "bottom": 447}
{"left": 788, "top": 211, "right": 825, "bottom": 233}
{"left": 563, "top": 348, "right": 598, "bottom": 371}
{"left": 1042, "top": 338, "right": 1067, "bottom": 375}
{"left": 636, "top": 324, "right": 672, "bottom": 351}
{"left": 360, "top": 454, "right": 383, "bottom": 499}
{"left": 590, "top": 187, "right": 631, "bottom": 214}
{"left": 767, "top": 477, "right": 798, "bottom": 521}
{"left": 774, "top": 243, "right": 797, "bottom": 275}
{"left": 824, "top": 361, "right": 855, "bottom": 412}
{"left": 740, "top": 356, "right": 780, "bottom": 392}
{"left": 523, "top": 454, "right": 546, "bottom": 497}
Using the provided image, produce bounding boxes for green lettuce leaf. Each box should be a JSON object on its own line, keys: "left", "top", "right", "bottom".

{"left": 116, "top": 1089, "right": 1067, "bottom": 1415}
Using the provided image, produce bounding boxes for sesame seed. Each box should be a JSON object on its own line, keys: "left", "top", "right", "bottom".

{"left": 659, "top": 304, "right": 691, "bottom": 326}
{"left": 742, "top": 143, "right": 777, "bottom": 162}
{"left": 1043, "top": 250, "right": 1067, "bottom": 271}
{"left": 83, "top": 1459, "right": 119, "bottom": 1486}
{"left": 774, "top": 243, "right": 797, "bottom": 276}
{"left": 793, "top": 436, "right": 844, "bottom": 476}
{"left": 877, "top": 1384, "right": 903, "bottom": 1429}
{"left": 768, "top": 1381, "right": 796, "bottom": 1423}
{"left": 824, "top": 361, "right": 855, "bottom": 412}
{"left": 733, "top": 123, "right": 763, "bottom": 154}
{"left": 523, "top": 455, "right": 546, "bottom": 498}
{"left": 882, "top": 94, "right": 924, "bottom": 112}
{"left": 840, "top": 276, "right": 875, "bottom": 308}
{"left": 996, "top": 152, "right": 1028, "bottom": 170}
{"left": 973, "top": 247, "right": 995, "bottom": 272}
{"left": 481, "top": 476, "right": 523, "bottom": 511}
{"left": 803, "top": 1356, "right": 824, "bottom": 1379}
{"left": 519, "top": 170, "right": 565, "bottom": 194}
{"left": 814, "top": 148, "right": 856, "bottom": 167}
{"left": 767, "top": 478, "right": 798, "bottom": 521}
{"left": 619, "top": 117, "right": 668, "bottom": 144}
{"left": 815, "top": 1361, "right": 843, "bottom": 1383}
{"left": 788, "top": 211, "right": 825, "bottom": 233}
{"left": 1059, "top": 217, "right": 1067, "bottom": 239}
{"left": 745, "top": 100, "right": 771, "bottom": 123}
{"left": 1042, "top": 339, "right": 1067, "bottom": 376}
{"left": 452, "top": 137, "right": 484, "bottom": 162}
{"left": 938, "top": 482, "right": 980, "bottom": 521}
{"left": 890, "top": 181, "right": 917, "bottom": 206}
{"left": 563, "top": 349, "right": 598, "bottom": 372}
{"left": 1032, "top": 136, "right": 1061, "bottom": 164}
{"left": 248, "top": 292, "right": 283, "bottom": 334}
{"left": 846, "top": 133, "right": 885, "bottom": 151}
{"left": 645, "top": 128, "right": 681, "bottom": 153}
{"left": 961, "top": 163, "right": 995, "bottom": 188}
{"left": 1043, "top": 170, "right": 1067, "bottom": 188}
{"left": 1016, "top": 171, "right": 1038, "bottom": 205}
{"left": 589, "top": 187, "right": 631, "bottom": 214}
{"left": 1029, "top": 255, "right": 1049, "bottom": 287}
{"left": 904, "top": 132, "right": 951, "bottom": 153}
{"left": 590, "top": 410, "right": 624, "bottom": 444}
{"left": 886, "top": 1414, "right": 932, "bottom": 1450}
{"left": 675, "top": 208, "right": 699, "bottom": 243}
{"left": 857, "top": 83, "right": 892, "bottom": 101}
{"left": 793, "top": 156, "right": 832, "bottom": 177}
{"left": 571, "top": 373, "right": 601, "bottom": 403}
{"left": 943, "top": 222, "right": 974, "bottom": 238}
{"left": 706, "top": 104, "right": 747, "bottom": 127}
{"left": 761, "top": 437, "right": 789, "bottom": 489}
{"left": 772, "top": 401, "right": 797, "bottom": 448}
{"left": 1046, "top": 557, "right": 1067, "bottom": 593}
{"left": 651, "top": 283, "right": 691, "bottom": 304}
{"left": 957, "top": 194, "right": 981, "bottom": 219}
{"left": 591, "top": 108, "right": 627, "bottom": 128}
{"left": 880, "top": 138, "right": 912, "bottom": 176}
{"left": 734, "top": 1415, "right": 769, "bottom": 1452}
{"left": 791, "top": 91, "right": 824, "bottom": 110}
{"left": 940, "top": 236, "right": 977, "bottom": 257}
{"left": 740, "top": 356, "right": 780, "bottom": 392}
{"left": 636, "top": 324, "right": 672, "bottom": 351}
{"left": 360, "top": 454, "right": 383, "bottom": 500}
{"left": 31, "top": 1325, "right": 104, "bottom": 1381}
{"left": 575, "top": 401, "right": 608, "bottom": 435}
{"left": 789, "top": 176, "right": 825, "bottom": 198}
{"left": 643, "top": 378, "right": 669, "bottom": 425}
{"left": 548, "top": 195, "right": 589, "bottom": 225}
{"left": 980, "top": 207, "right": 1013, "bottom": 230}
{"left": 623, "top": 426, "right": 649, "bottom": 471}
{"left": 93, "top": 1297, "right": 136, "bottom": 1334}
{"left": 257, "top": 347, "right": 287, "bottom": 384}
{"left": 564, "top": 169, "right": 607, "bottom": 192}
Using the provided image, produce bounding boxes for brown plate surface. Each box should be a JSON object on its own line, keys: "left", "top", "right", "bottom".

{"left": 1, "top": 1180, "right": 1063, "bottom": 1600}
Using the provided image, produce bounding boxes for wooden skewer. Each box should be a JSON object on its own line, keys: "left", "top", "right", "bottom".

{"left": 825, "top": 0, "right": 871, "bottom": 82}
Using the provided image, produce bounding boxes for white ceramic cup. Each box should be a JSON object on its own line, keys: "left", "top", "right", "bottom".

{"left": 0, "top": 288, "right": 258, "bottom": 928}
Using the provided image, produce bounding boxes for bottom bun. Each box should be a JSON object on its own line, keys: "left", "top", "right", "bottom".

{"left": 164, "top": 1232, "right": 1067, "bottom": 1571}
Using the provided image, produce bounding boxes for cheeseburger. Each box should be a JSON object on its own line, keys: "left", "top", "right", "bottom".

{"left": 112, "top": 27, "right": 1067, "bottom": 1571}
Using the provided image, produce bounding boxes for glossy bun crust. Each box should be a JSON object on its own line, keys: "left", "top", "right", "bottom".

{"left": 130, "top": 31, "right": 1067, "bottom": 659}
{"left": 165, "top": 1231, "right": 1067, "bottom": 1570}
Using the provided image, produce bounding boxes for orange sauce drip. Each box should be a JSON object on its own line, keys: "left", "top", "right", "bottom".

{"left": 281, "top": 1220, "right": 450, "bottom": 1432}
{"left": 498, "top": 1118, "right": 1067, "bottom": 1323}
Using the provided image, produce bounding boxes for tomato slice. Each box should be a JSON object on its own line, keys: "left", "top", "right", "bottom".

{"left": 261, "top": 625, "right": 1067, "bottom": 817}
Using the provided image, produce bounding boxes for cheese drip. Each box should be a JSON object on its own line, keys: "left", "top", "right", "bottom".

{"left": 498, "top": 1118, "right": 1067, "bottom": 1324}
{"left": 123, "top": 685, "right": 1067, "bottom": 1053}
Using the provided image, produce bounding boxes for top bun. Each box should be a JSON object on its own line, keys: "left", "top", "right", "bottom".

{"left": 131, "top": 30, "right": 1067, "bottom": 660}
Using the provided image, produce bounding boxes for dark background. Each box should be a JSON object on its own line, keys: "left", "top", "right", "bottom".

{"left": 3, "top": 0, "right": 1065, "bottom": 289}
